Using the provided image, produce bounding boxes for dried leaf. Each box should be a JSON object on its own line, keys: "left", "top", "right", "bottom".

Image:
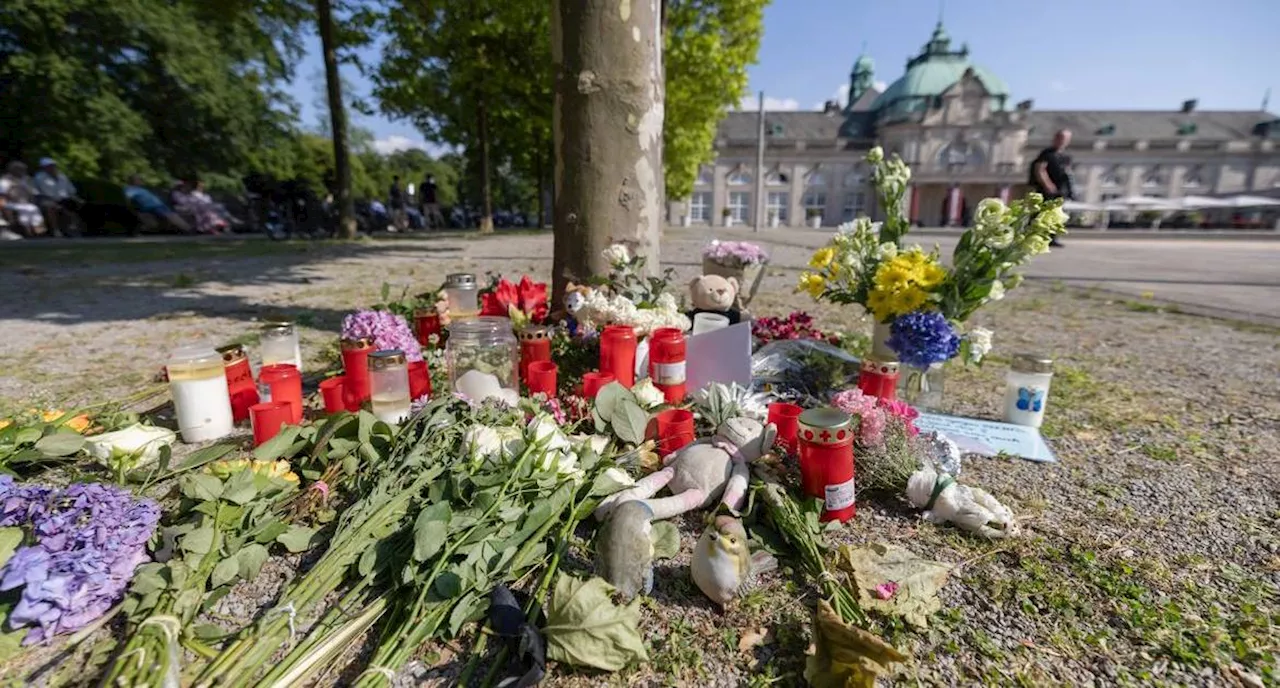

{"left": 544, "top": 574, "right": 648, "bottom": 671}
{"left": 738, "top": 627, "right": 774, "bottom": 653}
{"left": 649, "top": 521, "right": 680, "bottom": 560}
{"left": 804, "top": 600, "right": 907, "bottom": 688}
{"left": 838, "top": 543, "right": 952, "bottom": 629}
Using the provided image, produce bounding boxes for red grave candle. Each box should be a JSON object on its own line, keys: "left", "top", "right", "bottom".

{"left": 648, "top": 327, "right": 687, "bottom": 404}
{"left": 258, "top": 364, "right": 303, "bottom": 425}
{"left": 341, "top": 338, "right": 374, "bottom": 412}
{"left": 767, "top": 402, "right": 804, "bottom": 455}
{"left": 599, "top": 325, "right": 637, "bottom": 388}
{"left": 408, "top": 360, "right": 432, "bottom": 401}
{"left": 582, "top": 371, "right": 615, "bottom": 400}
{"left": 797, "top": 407, "right": 856, "bottom": 523}
{"left": 250, "top": 401, "right": 292, "bottom": 447}
{"left": 218, "top": 344, "right": 259, "bottom": 423}
{"left": 318, "top": 376, "right": 346, "bottom": 415}
{"left": 527, "top": 361, "right": 558, "bottom": 398}
{"left": 857, "top": 359, "right": 900, "bottom": 401}
{"left": 518, "top": 326, "right": 553, "bottom": 388}
{"left": 654, "top": 408, "right": 696, "bottom": 456}
{"left": 414, "top": 310, "right": 444, "bottom": 348}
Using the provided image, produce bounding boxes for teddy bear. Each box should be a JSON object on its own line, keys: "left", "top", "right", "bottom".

{"left": 687, "top": 274, "right": 742, "bottom": 325}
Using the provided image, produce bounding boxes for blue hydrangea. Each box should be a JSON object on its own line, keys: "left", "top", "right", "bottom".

{"left": 887, "top": 311, "right": 961, "bottom": 369}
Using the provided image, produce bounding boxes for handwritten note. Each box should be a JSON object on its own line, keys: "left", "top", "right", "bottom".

{"left": 686, "top": 322, "right": 753, "bottom": 393}
{"left": 915, "top": 413, "right": 1057, "bottom": 463}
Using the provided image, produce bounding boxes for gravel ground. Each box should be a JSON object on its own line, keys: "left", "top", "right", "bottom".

{"left": 2, "top": 231, "right": 1277, "bottom": 687}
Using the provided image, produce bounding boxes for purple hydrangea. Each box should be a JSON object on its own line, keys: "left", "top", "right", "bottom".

{"left": 703, "top": 240, "right": 769, "bottom": 268}
{"left": 886, "top": 311, "right": 961, "bottom": 369}
{"left": 341, "top": 309, "right": 424, "bottom": 362}
{"left": 0, "top": 477, "right": 160, "bottom": 644}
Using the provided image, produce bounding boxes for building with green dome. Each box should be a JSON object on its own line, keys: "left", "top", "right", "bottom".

{"left": 670, "top": 21, "right": 1280, "bottom": 228}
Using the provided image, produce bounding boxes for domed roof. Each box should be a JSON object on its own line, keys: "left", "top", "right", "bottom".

{"left": 871, "top": 22, "right": 1008, "bottom": 120}
{"left": 853, "top": 54, "right": 874, "bottom": 73}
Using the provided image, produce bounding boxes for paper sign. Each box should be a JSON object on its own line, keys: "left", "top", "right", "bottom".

{"left": 686, "top": 322, "right": 753, "bottom": 393}
{"left": 914, "top": 413, "right": 1057, "bottom": 463}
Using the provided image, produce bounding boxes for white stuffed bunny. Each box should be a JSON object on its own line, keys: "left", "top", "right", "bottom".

{"left": 906, "top": 466, "right": 1017, "bottom": 539}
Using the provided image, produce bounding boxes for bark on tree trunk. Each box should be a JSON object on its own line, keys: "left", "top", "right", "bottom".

{"left": 534, "top": 147, "right": 546, "bottom": 229}
{"left": 477, "top": 95, "right": 495, "bottom": 234}
{"left": 317, "top": 0, "right": 356, "bottom": 239}
{"left": 550, "top": 0, "right": 665, "bottom": 306}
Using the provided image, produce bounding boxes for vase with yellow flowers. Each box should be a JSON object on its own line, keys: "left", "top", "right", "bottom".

{"left": 798, "top": 147, "right": 1068, "bottom": 408}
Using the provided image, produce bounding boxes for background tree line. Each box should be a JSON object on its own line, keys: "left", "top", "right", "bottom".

{"left": 0, "top": 0, "right": 766, "bottom": 231}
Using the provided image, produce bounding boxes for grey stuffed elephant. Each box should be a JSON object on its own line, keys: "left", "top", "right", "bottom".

{"left": 595, "top": 417, "right": 778, "bottom": 521}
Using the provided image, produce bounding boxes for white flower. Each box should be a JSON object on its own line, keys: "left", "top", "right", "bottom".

{"left": 875, "top": 242, "right": 898, "bottom": 260}
{"left": 572, "top": 434, "right": 610, "bottom": 457}
{"left": 466, "top": 425, "right": 526, "bottom": 465}
{"left": 602, "top": 243, "right": 631, "bottom": 267}
{"left": 985, "top": 228, "right": 1014, "bottom": 250}
{"left": 1032, "top": 206, "right": 1069, "bottom": 234}
{"left": 865, "top": 146, "right": 884, "bottom": 164}
{"left": 973, "top": 198, "right": 1006, "bottom": 226}
{"left": 631, "top": 378, "right": 665, "bottom": 409}
{"left": 86, "top": 424, "right": 175, "bottom": 468}
{"left": 1022, "top": 235, "right": 1051, "bottom": 256}
{"left": 966, "top": 327, "right": 993, "bottom": 363}
{"left": 527, "top": 414, "right": 572, "bottom": 453}
{"left": 455, "top": 369, "right": 519, "bottom": 406}
{"left": 988, "top": 281, "right": 1006, "bottom": 301}
{"left": 590, "top": 466, "right": 635, "bottom": 497}
{"left": 655, "top": 292, "right": 678, "bottom": 312}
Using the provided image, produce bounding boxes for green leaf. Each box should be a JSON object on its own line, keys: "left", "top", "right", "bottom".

{"left": 165, "top": 443, "right": 234, "bottom": 477}
{"left": 276, "top": 525, "right": 317, "bottom": 553}
{"left": 0, "top": 627, "right": 27, "bottom": 663}
{"left": 236, "top": 543, "right": 271, "bottom": 581}
{"left": 358, "top": 545, "right": 378, "bottom": 578}
{"left": 252, "top": 519, "right": 290, "bottom": 545}
{"left": 182, "top": 526, "right": 216, "bottom": 555}
{"left": 182, "top": 473, "right": 223, "bottom": 502}
{"left": 191, "top": 623, "right": 227, "bottom": 640}
{"left": 211, "top": 557, "right": 240, "bottom": 588}
{"left": 435, "top": 571, "right": 464, "bottom": 599}
{"left": 594, "top": 382, "right": 630, "bottom": 422}
{"left": 357, "top": 411, "right": 374, "bottom": 445}
{"left": 613, "top": 400, "right": 650, "bottom": 446}
{"left": 253, "top": 426, "right": 301, "bottom": 461}
{"left": 413, "top": 502, "right": 452, "bottom": 562}
{"left": 447, "top": 592, "right": 487, "bottom": 638}
{"left": 221, "top": 469, "right": 259, "bottom": 506}
{"left": 650, "top": 521, "right": 680, "bottom": 560}
{"left": 0, "top": 528, "right": 23, "bottom": 570}
{"left": 129, "top": 564, "right": 169, "bottom": 596}
{"left": 544, "top": 574, "right": 648, "bottom": 671}
{"left": 34, "top": 431, "right": 85, "bottom": 457}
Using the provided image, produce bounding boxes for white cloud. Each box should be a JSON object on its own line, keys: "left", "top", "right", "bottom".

{"left": 1049, "top": 80, "right": 1072, "bottom": 93}
{"left": 873, "top": 80, "right": 888, "bottom": 92}
{"left": 736, "top": 95, "right": 801, "bottom": 111}
{"left": 833, "top": 84, "right": 850, "bottom": 101}
{"left": 373, "top": 135, "right": 430, "bottom": 155}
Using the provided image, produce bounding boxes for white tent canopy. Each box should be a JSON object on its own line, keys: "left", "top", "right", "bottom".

{"left": 1103, "top": 195, "right": 1180, "bottom": 211}
{"left": 1222, "top": 195, "right": 1280, "bottom": 208}
{"left": 1177, "top": 195, "right": 1235, "bottom": 209}
{"left": 1062, "top": 200, "right": 1101, "bottom": 212}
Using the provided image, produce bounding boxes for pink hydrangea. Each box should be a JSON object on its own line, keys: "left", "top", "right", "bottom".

{"left": 879, "top": 398, "right": 920, "bottom": 436}
{"left": 831, "top": 388, "right": 887, "bottom": 447}
{"left": 341, "top": 309, "right": 423, "bottom": 362}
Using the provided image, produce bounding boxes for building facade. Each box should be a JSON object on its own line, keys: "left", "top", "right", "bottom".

{"left": 667, "top": 22, "right": 1280, "bottom": 228}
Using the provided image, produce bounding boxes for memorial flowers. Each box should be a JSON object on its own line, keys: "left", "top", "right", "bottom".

{"left": 703, "top": 240, "right": 768, "bottom": 269}
{"left": 480, "top": 275, "right": 549, "bottom": 330}
{"left": 342, "top": 309, "right": 424, "bottom": 362}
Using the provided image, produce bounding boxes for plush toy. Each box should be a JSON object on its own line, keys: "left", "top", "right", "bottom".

{"left": 688, "top": 274, "right": 742, "bottom": 325}
{"left": 594, "top": 417, "right": 778, "bottom": 521}
{"left": 691, "top": 515, "right": 777, "bottom": 609}
{"left": 595, "top": 501, "right": 655, "bottom": 602}
{"left": 551, "top": 282, "right": 594, "bottom": 335}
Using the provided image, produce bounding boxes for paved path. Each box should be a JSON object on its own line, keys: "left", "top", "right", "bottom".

{"left": 671, "top": 227, "right": 1280, "bottom": 325}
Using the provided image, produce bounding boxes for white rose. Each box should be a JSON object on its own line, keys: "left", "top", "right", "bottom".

{"left": 875, "top": 242, "right": 898, "bottom": 260}
{"left": 602, "top": 244, "right": 631, "bottom": 267}
{"left": 866, "top": 146, "right": 884, "bottom": 164}
{"left": 572, "top": 434, "right": 611, "bottom": 456}
{"left": 988, "top": 280, "right": 1006, "bottom": 301}
{"left": 86, "top": 424, "right": 175, "bottom": 467}
{"left": 631, "top": 378, "right": 665, "bottom": 409}
{"left": 528, "top": 414, "right": 572, "bottom": 453}
{"left": 1023, "top": 235, "right": 1051, "bottom": 256}
{"left": 985, "top": 228, "right": 1014, "bottom": 250}
{"left": 967, "top": 327, "right": 993, "bottom": 363}
{"left": 974, "top": 198, "right": 1006, "bottom": 226}
{"left": 590, "top": 466, "right": 635, "bottom": 497}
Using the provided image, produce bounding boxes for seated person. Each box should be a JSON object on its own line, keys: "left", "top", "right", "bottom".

{"left": 0, "top": 162, "right": 47, "bottom": 237}
{"left": 32, "top": 158, "right": 82, "bottom": 236}
{"left": 0, "top": 191, "right": 24, "bottom": 240}
{"left": 124, "top": 175, "right": 192, "bottom": 233}
{"left": 171, "top": 178, "right": 229, "bottom": 234}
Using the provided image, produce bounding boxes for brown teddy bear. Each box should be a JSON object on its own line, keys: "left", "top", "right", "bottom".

{"left": 688, "top": 274, "right": 742, "bottom": 325}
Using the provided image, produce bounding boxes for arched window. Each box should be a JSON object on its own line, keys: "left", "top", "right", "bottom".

{"left": 694, "top": 166, "right": 713, "bottom": 187}
{"left": 727, "top": 167, "right": 752, "bottom": 186}
{"left": 1143, "top": 166, "right": 1166, "bottom": 189}
{"left": 804, "top": 168, "right": 827, "bottom": 187}
{"left": 765, "top": 167, "right": 790, "bottom": 186}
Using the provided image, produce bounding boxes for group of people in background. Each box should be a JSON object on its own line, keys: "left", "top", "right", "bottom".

{"left": 0, "top": 158, "right": 81, "bottom": 240}
{"left": 386, "top": 173, "right": 443, "bottom": 232}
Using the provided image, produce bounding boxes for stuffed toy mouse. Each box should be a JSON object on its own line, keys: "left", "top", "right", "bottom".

{"left": 688, "top": 274, "right": 742, "bottom": 325}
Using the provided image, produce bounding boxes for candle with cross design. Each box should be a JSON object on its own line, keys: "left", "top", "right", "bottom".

{"left": 797, "top": 407, "right": 857, "bottom": 523}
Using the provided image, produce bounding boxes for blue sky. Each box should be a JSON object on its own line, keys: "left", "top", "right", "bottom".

{"left": 286, "top": 0, "right": 1280, "bottom": 154}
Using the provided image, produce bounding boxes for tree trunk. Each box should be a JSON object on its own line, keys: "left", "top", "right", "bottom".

{"left": 317, "top": 0, "right": 357, "bottom": 239}
{"left": 534, "top": 146, "right": 546, "bottom": 229}
{"left": 476, "top": 95, "right": 495, "bottom": 234}
{"left": 550, "top": 0, "right": 665, "bottom": 305}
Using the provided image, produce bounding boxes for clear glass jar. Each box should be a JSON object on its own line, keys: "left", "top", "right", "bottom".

{"left": 261, "top": 321, "right": 302, "bottom": 370}
{"left": 443, "top": 273, "right": 479, "bottom": 319}
{"left": 369, "top": 349, "right": 411, "bottom": 424}
{"left": 167, "top": 344, "right": 234, "bottom": 443}
{"left": 900, "top": 363, "right": 945, "bottom": 411}
{"left": 447, "top": 316, "right": 519, "bottom": 400}
{"left": 1003, "top": 354, "right": 1054, "bottom": 428}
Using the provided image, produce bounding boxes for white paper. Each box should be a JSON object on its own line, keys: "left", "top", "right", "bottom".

{"left": 914, "top": 412, "right": 1057, "bottom": 463}
{"left": 686, "top": 322, "right": 752, "bottom": 393}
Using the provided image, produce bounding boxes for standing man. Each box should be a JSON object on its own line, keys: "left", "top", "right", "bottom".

{"left": 1029, "top": 129, "right": 1071, "bottom": 246}
{"left": 33, "top": 158, "right": 82, "bottom": 237}
{"left": 388, "top": 175, "right": 406, "bottom": 231}
{"left": 420, "top": 174, "right": 442, "bottom": 230}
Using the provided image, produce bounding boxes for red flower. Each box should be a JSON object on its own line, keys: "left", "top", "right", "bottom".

{"left": 479, "top": 276, "right": 549, "bottom": 324}
{"left": 517, "top": 276, "right": 548, "bottom": 323}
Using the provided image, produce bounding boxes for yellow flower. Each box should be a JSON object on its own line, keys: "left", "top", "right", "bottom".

{"left": 35, "top": 409, "right": 93, "bottom": 433}
{"left": 796, "top": 272, "right": 826, "bottom": 299}
{"left": 0, "top": 419, "right": 11, "bottom": 431}
{"left": 809, "top": 247, "right": 836, "bottom": 270}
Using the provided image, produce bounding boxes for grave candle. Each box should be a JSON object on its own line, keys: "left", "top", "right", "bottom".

{"left": 167, "top": 344, "right": 234, "bottom": 443}
{"left": 648, "top": 327, "right": 687, "bottom": 404}
{"left": 1003, "top": 354, "right": 1054, "bottom": 428}
{"left": 369, "top": 350, "right": 411, "bottom": 424}
{"left": 258, "top": 364, "right": 302, "bottom": 425}
{"left": 857, "top": 359, "right": 900, "bottom": 401}
{"left": 797, "top": 407, "right": 856, "bottom": 523}
{"left": 217, "top": 343, "right": 258, "bottom": 423}
{"left": 261, "top": 320, "right": 302, "bottom": 371}
{"left": 599, "top": 325, "right": 637, "bottom": 388}
{"left": 341, "top": 337, "right": 373, "bottom": 412}
{"left": 519, "top": 325, "right": 553, "bottom": 388}
{"left": 443, "top": 273, "right": 479, "bottom": 320}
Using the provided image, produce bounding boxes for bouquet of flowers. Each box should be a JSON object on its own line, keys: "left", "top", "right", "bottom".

{"left": 831, "top": 389, "right": 922, "bottom": 493}
{"left": 703, "top": 240, "right": 768, "bottom": 269}
{"left": 574, "top": 243, "right": 690, "bottom": 336}
{"left": 480, "top": 275, "right": 549, "bottom": 331}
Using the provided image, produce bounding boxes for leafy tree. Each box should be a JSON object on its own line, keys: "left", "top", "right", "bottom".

{"left": 663, "top": 0, "right": 769, "bottom": 201}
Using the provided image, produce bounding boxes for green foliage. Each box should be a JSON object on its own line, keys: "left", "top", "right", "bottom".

{"left": 664, "top": 0, "right": 769, "bottom": 200}
{"left": 544, "top": 574, "right": 649, "bottom": 671}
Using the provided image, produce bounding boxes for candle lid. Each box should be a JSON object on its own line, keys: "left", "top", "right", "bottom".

{"left": 450, "top": 316, "right": 513, "bottom": 335}
{"left": 1011, "top": 354, "right": 1054, "bottom": 375}
{"left": 444, "top": 273, "right": 477, "bottom": 289}
{"left": 262, "top": 322, "right": 294, "bottom": 336}
{"left": 341, "top": 337, "right": 373, "bottom": 350}
{"left": 798, "top": 407, "right": 854, "bottom": 445}
{"left": 262, "top": 315, "right": 294, "bottom": 326}
{"left": 216, "top": 343, "right": 247, "bottom": 364}
{"left": 861, "top": 358, "right": 899, "bottom": 375}
{"left": 369, "top": 349, "right": 407, "bottom": 370}
{"left": 168, "top": 344, "right": 222, "bottom": 367}
{"left": 518, "top": 325, "right": 551, "bottom": 342}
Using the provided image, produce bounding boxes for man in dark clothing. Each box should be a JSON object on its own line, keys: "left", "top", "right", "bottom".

{"left": 420, "top": 174, "right": 443, "bottom": 229}
{"left": 388, "top": 176, "right": 406, "bottom": 231}
{"left": 1029, "top": 129, "right": 1071, "bottom": 246}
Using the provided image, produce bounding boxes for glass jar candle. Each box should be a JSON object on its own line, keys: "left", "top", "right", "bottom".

{"left": 797, "top": 408, "right": 856, "bottom": 523}
{"left": 599, "top": 325, "right": 637, "bottom": 388}
{"left": 167, "top": 344, "right": 234, "bottom": 443}
{"left": 518, "top": 325, "right": 553, "bottom": 389}
{"left": 857, "top": 359, "right": 900, "bottom": 401}
{"left": 414, "top": 309, "right": 444, "bottom": 348}
{"left": 261, "top": 320, "right": 302, "bottom": 371}
{"left": 1003, "top": 354, "right": 1054, "bottom": 428}
{"left": 369, "top": 350, "right": 412, "bottom": 424}
{"left": 444, "top": 273, "right": 479, "bottom": 319}
{"left": 648, "top": 327, "right": 687, "bottom": 404}
{"left": 446, "top": 316, "right": 519, "bottom": 401}
{"left": 341, "top": 337, "right": 374, "bottom": 412}
{"left": 217, "top": 344, "right": 259, "bottom": 423}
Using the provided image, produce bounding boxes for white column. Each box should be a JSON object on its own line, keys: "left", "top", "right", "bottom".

{"left": 789, "top": 163, "right": 805, "bottom": 227}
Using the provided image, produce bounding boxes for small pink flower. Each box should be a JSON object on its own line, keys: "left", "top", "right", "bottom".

{"left": 875, "top": 582, "right": 899, "bottom": 600}
{"left": 309, "top": 480, "right": 330, "bottom": 498}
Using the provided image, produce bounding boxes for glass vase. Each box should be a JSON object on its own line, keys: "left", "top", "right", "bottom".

{"left": 871, "top": 322, "right": 896, "bottom": 361}
{"left": 900, "top": 363, "right": 945, "bottom": 411}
